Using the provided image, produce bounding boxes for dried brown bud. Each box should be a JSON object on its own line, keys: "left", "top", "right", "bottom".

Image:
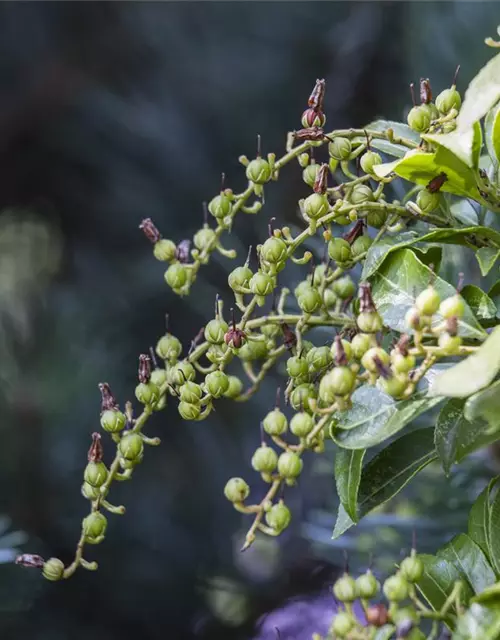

{"left": 15, "top": 554, "right": 45, "bottom": 568}
{"left": 366, "top": 604, "right": 389, "bottom": 627}
{"left": 333, "top": 335, "right": 348, "bottom": 366}
{"left": 313, "top": 164, "right": 329, "bottom": 195}
{"left": 426, "top": 172, "right": 447, "bottom": 193}
{"left": 308, "top": 79, "right": 326, "bottom": 110}
{"left": 420, "top": 78, "right": 432, "bottom": 104}
{"left": 343, "top": 220, "right": 365, "bottom": 245}
{"left": 175, "top": 239, "right": 191, "bottom": 264}
{"left": 138, "top": 354, "right": 152, "bottom": 384}
{"left": 293, "top": 127, "right": 326, "bottom": 141}
{"left": 358, "top": 282, "right": 375, "bottom": 313}
{"left": 395, "top": 334, "right": 411, "bottom": 356}
{"left": 125, "top": 401, "right": 134, "bottom": 429}
{"left": 373, "top": 356, "right": 391, "bottom": 380}
{"left": 281, "top": 323, "right": 297, "bottom": 351}
{"left": 99, "top": 383, "right": 119, "bottom": 413}
{"left": 224, "top": 327, "right": 246, "bottom": 349}
{"left": 445, "top": 316, "right": 458, "bottom": 336}
{"left": 139, "top": 218, "right": 161, "bottom": 243}
{"left": 88, "top": 432, "right": 103, "bottom": 463}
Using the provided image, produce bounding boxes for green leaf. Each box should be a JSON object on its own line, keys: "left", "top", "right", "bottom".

{"left": 372, "top": 626, "right": 396, "bottom": 640}
{"left": 334, "top": 448, "right": 365, "bottom": 523}
{"left": 485, "top": 102, "right": 500, "bottom": 165}
{"left": 450, "top": 200, "right": 479, "bottom": 226}
{"left": 429, "top": 326, "right": 500, "bottom": 398}
{"left": 435, "top": 399, "right": 469, "bottom": 476}
{"left": 371, "top": 249, "right": 486, "bottom": 340}
{"left": 488, "top": 280, "right": 500, "bottom": 316}
{"left": 461, "top": 285, "right": 497, "bottom": 320}
{"left": 331, "top": 385, "right": 442, "bottom": 449}
{"left": 476, "top": 248, "right": 500, "bottom": 277}
{"left": 417, "top": 554, "right": 472, "bottom": 611}
{"left": 453, "top": 602, "right": 500, "bottom": 640}
{"left": 468, "top": 482, "right": 495, "bottom": 559}
{"left": 423, "top": 121, "right": 483, "bottom": 170}
{"left": 471, "top": 581, "right": 500, "bottom": 604}
{"left": 358, "top": 120, "right": 420, "bottom": 158}
{"left": 439, "top": 534, "right": 496, "bottom": 594}
{"left": 332, "top": 428, "right": 437, "bottom": 538}
{"left": 458, "top": 52, "right": 500, "bottom": 130}
{"left": 488, "top": 484, "right": 500, "bottom": 575}
{"left": 464, "top": 379, "right": 500, "bottom": 431}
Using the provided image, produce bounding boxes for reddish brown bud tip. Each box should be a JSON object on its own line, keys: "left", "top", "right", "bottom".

{"left": 15, "top": 554, "right": 45, "bottom": 568}
{"left": 138, "top": 354, "right": 152, "bottom": 384}
{"left": 175, "top": 239, "right": 191, "bottom": 264}
{"left": 281, "top": 323, "right": 297, "bottom": 351}
{"left": 88, "top": 432, "right": 103, "bottom": 463}
{"left": 293, "top": 127, "right": 325, "bottom": 141}
{"left": 308, "top": 78, "right": 326, "bottom": 110}
{"left": 139, "top": 218, "right": 161, "bottom": 243}
{"left": 358, "top": 282, "right": 375, "bottom": 313}
{"left": 98, "top": 383, "right": 119, "bottom": 413}
{"left": 420, "top": 78, "right": 432, "bottom": 104}
{"left": 446, "top": 316, "right": 459, "bottom": 336}
{"left": 343, "top": 220, "right": 365, "bottom": 245}
{"left": 395, "top": 334, "right": 411, "bottom": 356}
{"left": 366, "top": 604, "right": 389, "bottom": 627}
{"left": 426, "top": 172, "right": 448, "bottom": 193}
{"left": 224, "top": 327, "right": 246, "bottom": 349}
{"left": 334, "top": 335, "right": 348, "bottom": 366}
{"left": 313, "top": 164, "right": 329, "bottom": 195}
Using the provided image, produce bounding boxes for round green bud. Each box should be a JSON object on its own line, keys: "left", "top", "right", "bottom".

{"left": 294, "top": 279, "right": 312, "bottom": 300}
{"left": 287, "top": 356, "right": 309, "bottom": 379}
{"left": 179, "top": 381, "right": 203, "bottom": 404}
{"left": 335, "top": 215, "right": 351, "bottom": 225}
{"left": 383, "top": 573, "right": 410, "bottom": 602}
{"left": 164, "top": 263, "right": 188, "bottom": 289}
{"left": 329, "top": 137, "right": 352, "bottom": 161}
{"left": 260, "top": 236, "right": 287, "bottom": 264}
{"left": 333, "top": 275, "right": 356, "bottom": 299}
{"left": 421, "top": 102, "right": 439, "bottom": 120}
{"left": 205, "top": 344, "right": 229, "bottom": 365}
{"left": 204, "top": 318, "right": 229, "bottom": 344}
{"left": 150, "top": 369, "right": 168, "bottom": 388}
{"left": 171, "top": 361, "right": 196, "bottom": 386}
{"left": 277, "top": 451, "right": 303, "bottom": 478}
{"left": 302, "top": 163, "right": 320, "bottom": 188}
{"left": 224, "top": 477, "right": 250, "bottom": 503}
{"left": 261, "top": 322, "right": 280, "bottom": 338}
{"left": 351, "top": 235, "right": 372, "bottom": 258}
{"left": 290, "top": 383, "right": 317, "bottom": 413}
{"left": 319, "top": 366, "right": 356, "bottom": 403}
{"left": 246, "top": 157, "right": 272, "bottom": 184}
{"left": 303, "top": 193, "right": 329, "bottom": 220}
{"left": 367, "top": 208, "right": 388, "bottom": 229}
{"left": 265, "top": 502, "right": 291, "bottom": 532}
{"left": 81, "top": 482, "right": 101, "bottom": 500}
{"left": 237, "top": 337, "right": 268, "bottom": 361}
{"left": 249, "top": 272, "right": 275, "bottom": 297}
{"left": 84, "top": 461, "right": 108, "bottom": 488}
{"left": 362, "top": 347, "right": 390, "bottom": 373}
{"left": 42, "top": 558, "right": 65, "bottom": 582}
{"left": 351, "top": 333, "right": 374, "bottom": 359}
{"left": 360, "top": 150, "right": 382, "bottom": 174}
{"left": 328, "top": 237, "right": 352, "bottom": 264}
{"left": 380, "top": 373, "right": 408, "bottom": 398}
{"left": 439, "top": 294, "right": 465, "bottom": 319}
{"left": 263, "top": 408, "right": 288, "bottom": 436}
{"left": 306, "top": 346, "right": 333, "bottom": 372}
{"left": 331, "top": 612, "right": 354, "bottom": 638}
{"left": 251, "top": 445, "right": 278, "bottom": 473}
{"left": 208, "top": 193, "right": 232, "bottom": 219}
{"left": 135, "top": 382, "right": 161, "bottom": 406}
{"left": 153, "top": 239, "right": 177, "bottom": 262}
{"left": 333, "top": 573, "right": 358, "bottom": 603}
{"left": 156, "top": 333, "right": 182, "bottom": 362}
{"left": 391, "top": 351, "right": 416, "bottom": 374}
{"left": 407, "top": 105, "right": 431, "bottom": 133}
{"left": 178, "top": 401, "right": 201, "bottom": 421}
{"left": 438, "top": 332, "right": 462, "bottom": 355}
{"left": 223, "top": 375, "right": 243, "bottom": 398}
{"left": 100, "top": 409, "right": 127, "bottom": 434}
{"left": 290, "top": 411, "right": 314, "bottom": 438}
{"left": 119, "top": 432, "right": 144, "bottom": 461}
{"left": 83, "top": 512, "right": 108, "bottom": 543}
{"left": 153, "top": 394, "right": 167, "bottom": 412}
{"left": 350, "top": 184, "right": 374, "bottom": 205}
{"left": 298, "top": 152, "right": 310, "bottom": 168}
{"left": 400, "top": 555, "right": 424, "bottom": 583}
{"left": 194, "top": 227, "right": 216, "bottom": 251}
{"left": 297, "top": 287, "right": 322, "bottom": 314}
{"left": 228, "top": 265, "right": 253, "bottom": 291}
{"left": 205, "top": 370, "right": 229, "bottom": 398}
{"left": 323, "top": 288, "right": 337, "bottom": 309}
{"left": 119, "top": 454, "right": 143, "bottom": 470}
{"left": 416, "top": 188, "right": 441, "bottom": 214}
{"left": 436, "top": 87, "right": 461, "bottom": 115}
{"left": 357, "top": 310, "right": 383, "bottom": 334}
{"left": 415, "top": 286, "right": 441, "bottom": 316}
{"left": 356, "top": 571, "right": 380, "bottom": 599}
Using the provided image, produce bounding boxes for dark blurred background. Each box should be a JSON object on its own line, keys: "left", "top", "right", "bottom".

{"left": 0, "top": 2, "right": 499, "bottom": 639}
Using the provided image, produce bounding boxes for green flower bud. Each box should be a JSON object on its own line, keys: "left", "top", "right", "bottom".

{"left": 277, "top": 451, "right": 303, "bottom": 478}
{"left": 329, "top": 137, "right": 352, "bottom": 161}
{"left": 416, "top": 188, "right": 441, "bottom": 213}
{"left": 303, "top": 193, "right": 329, "bottom": 220}
{"left": 287, "top": 356, "right": 309, "bottom": 379}
{"left": 383, "top": 573, "right": 409, "bottom": 602}
{"left": 297, "top": 287, "right": 322, "bottom": 313}
{"left": 263, "top": 408, "right": 288, "bottom": 436}
{"left": 350, "top": 184, "right": 374, "bottom": 205}
{"left": 178, "top": 401, "right": 201, "bottom": 420}
{"left": 194, "top": 227, "right": 216, "bottom": 251}
{"left": 223, "top": 375, "right": 244, "bottom": 398}
{"left": 171, "top": 361, "right": 196, "bottom": 386}
{"left": 265, "top": 502, "right": 291, "bottom": 532}
{"left": 298, "top": 152, "right": 310, "bottom": 168}
{"left": 328, "top": 237, "right": 352, "bottom": 264}
{"left": 249, "top": 272, "right": 275, "bottom": 297}
{"left": 331, "top": 338, "right": 353, "bottom": 364}
{"left": 319, "top": 366, "right": 356, "bottom": 403}
{"left": 302, "top": 163, "right": 320, "bottom": 188}
{"left": 156, "top": 333, "right": 182, "bottom": 363}
{"left": 367, "top": 208, "right": 388, "bottom": 229}
{"left": 407, "top": 105, "right": 431, "bottom": 133}
{"left": 208, "top": 193, "right": 232, "bottom": 219}
{"left": 119, "top": 454, "right": 143, "bottom": 470}
{"left": 380, "top": 373, "right": 408, "bottom": 398}
{"left": 153, "top": 239, "right": 177, "bottom": 262}
{"left": 415, "top": 286, "right": 441, "bottom": 316}
{"left": 331, "top": 612, "right": 354, "bottom": 638}
{"left": 179, "top": 381, "right": 203, "bottom": 404}
{"left": 290, "top": 383, "right": 317, "bottom": 413}
{"left": 100, "top": 409, "right": 127, "bottom": 434}
{"left": 436, "top": 86, "right": 461, "bottom": 115}
{"left": 294, "top": 279, "right": 312, "bottom": 300}
{"left": 400, "top": 555, "right": 424, "bottom": 583}
{"left": 351, "top": 333, "right": 373, "bottom": 359}
{"left": 224, "top": 477, "right": 250, "bottom": 502}
{"left": 119, "top": 432, "right": 144, "bottom": 461}
{"left": 290, "top": 411, "right": 314, "bottom": 438}
{"left": 251, "top": 445, "right": 278, "bottom": 473}
{"left": 206, "top": 343, "right": 230, "bottom": 365}
{"left": 438, "top": 332, "right": 462, "bottom": 355}
{"left": 360, "top": 150, "right": 382, "bottom": 174}
{"left": 83, "top": 512, "right": 108, "bottom": 543}
{"left": 333, "top": 275, "right": 356, "bottom": 299}
{"left": 151, "top": 369, "right": 168, "bottom": 388}
{"left": 356, "top": 571, "right": 380, "bottom": 599}
{"left": 135, "top": 381, "right": 161, "bottom": 406}
{"left": 228, "top": 265, "right": 253, "bottom": 291}
{"left": 153, "top": 395, "right": 167, "bottom": 412}
{"left": 351, "top": 235, "right": 372, "bottom": 258}
{"left": 81, "top": 482, "right": 101, "bottom": 500}
{"left": 42, "top": 558, "right": 65, "bottom": 582}
{"left": 391, "top": 605, "right": 419, "bottom": 627}
{"left": 84, "top": 461, "right": 109, "bottom": 488}
{"left": 246, "top": 157, "right": 272, "bottom": 184}
{"left": 362, "top": 347, "right": 390, "bottom": 373}
{"left": 333, "top": 573, "right": 358, "bottom": 603}
{"left": 323, "top": 288, "right": 337, "bottom": 309}
{"left": 261, "top": 322, "right": 280, "bottom": 338}
{"left": 357, "top": 310, "right": 383, "bottom": 334}
{"left": 391, "top": 351, "right": 416, "bottom": 374}
{"left": 439, "top": 294, "right": 465, "bottom": 319}
{"left": 164, "top": 263, "right": 188, "bottom": 289}
{"left": 205, "top": 370, "right": 229, "bottom": 398}
{"left": 260, "top": 236, "right": 287, "bottom": 264}
{"left": 306, "top": 346, "right": 333, "bottom": 373}
{"left": 237, "top": 336, "right": 268, "bottom": 361}
{"left": 204, "top": 318, "right": 229, "bottom": 344}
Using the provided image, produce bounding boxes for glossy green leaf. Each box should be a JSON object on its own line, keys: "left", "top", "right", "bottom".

{"left": 423, "top": 121, "right": 483, "bottom": 169}
{"left": 488, "top": 280, "right": 500, "bottom": 316}
{"left": 435, "top": 399, "right": 469, "bottom": 476}
{"left": 429, "top": 326, "right": 500, "bottom": 398}
{"left": 417, "top": 554, "right": 472, "bottom": 612}
{"left": 334, "top": 448, "right": 365, "bottom": 523}
{"left": 471, "top": 581, "right": 500, "bottom": 604}
{"left": 476, "top": 248, "right": 500, "bottom": 277}
{"left": 439, "top": 534, "right": 496, "bottom": 594}
{"left": 468, "top": 481, "right": 496, "bottom": 559}
{"left": 332, "top": 385, "right": 442, "bottom": 449}
{"left": 485, "top": 102, "right": 500, "bottom": 164}
{"left": 355, "top": 120, "right": 420, "bottom": 158}
{"left": 450, "top": 200, "right": 479, "bottom": 226}
{"left": 453, "top": 602, "right": 500, "bottom": 640}
{"left": 488, "top": 484, "right": 500, "bottom": 575}
{"left": 371, "top": 249, "right": 486, "bottom": 340}
{"left": 464, "top": 379, "right": 500, "bottom": 431}
{"left": 458, "top": 51, "right": 500, "bottom": 130}
{"left": 332, "top": 428, "right": 437, "bottom": 538}
{"left": 461, "top": 285, "right": 497, "bottom": 320}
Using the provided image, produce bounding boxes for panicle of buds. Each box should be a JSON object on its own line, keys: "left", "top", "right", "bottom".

{"left": 139, "top": 218, "right": 161, "bottom": 244}
{"left": 99, "top": 383, "right": 119, "bottom": 413}
{"left": 138, "top": 354, "right": 152, "bottom": 384}
{"left": 313, "top": 164, "right": 329, "bottom": 194}
{"left": 281, "top": 323, "right": 297, "bottom": 351}
{"left": 88, "top": 432, "right": 104, "bottom": 463}
{"left": 15, "top": 554, "right": 45, "bottom": 568}
{"left": 358, "top": 282, "right": 376, "bottom": 313}
{"left": 420, "top": 78, "right": 432, "bottom": 104}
